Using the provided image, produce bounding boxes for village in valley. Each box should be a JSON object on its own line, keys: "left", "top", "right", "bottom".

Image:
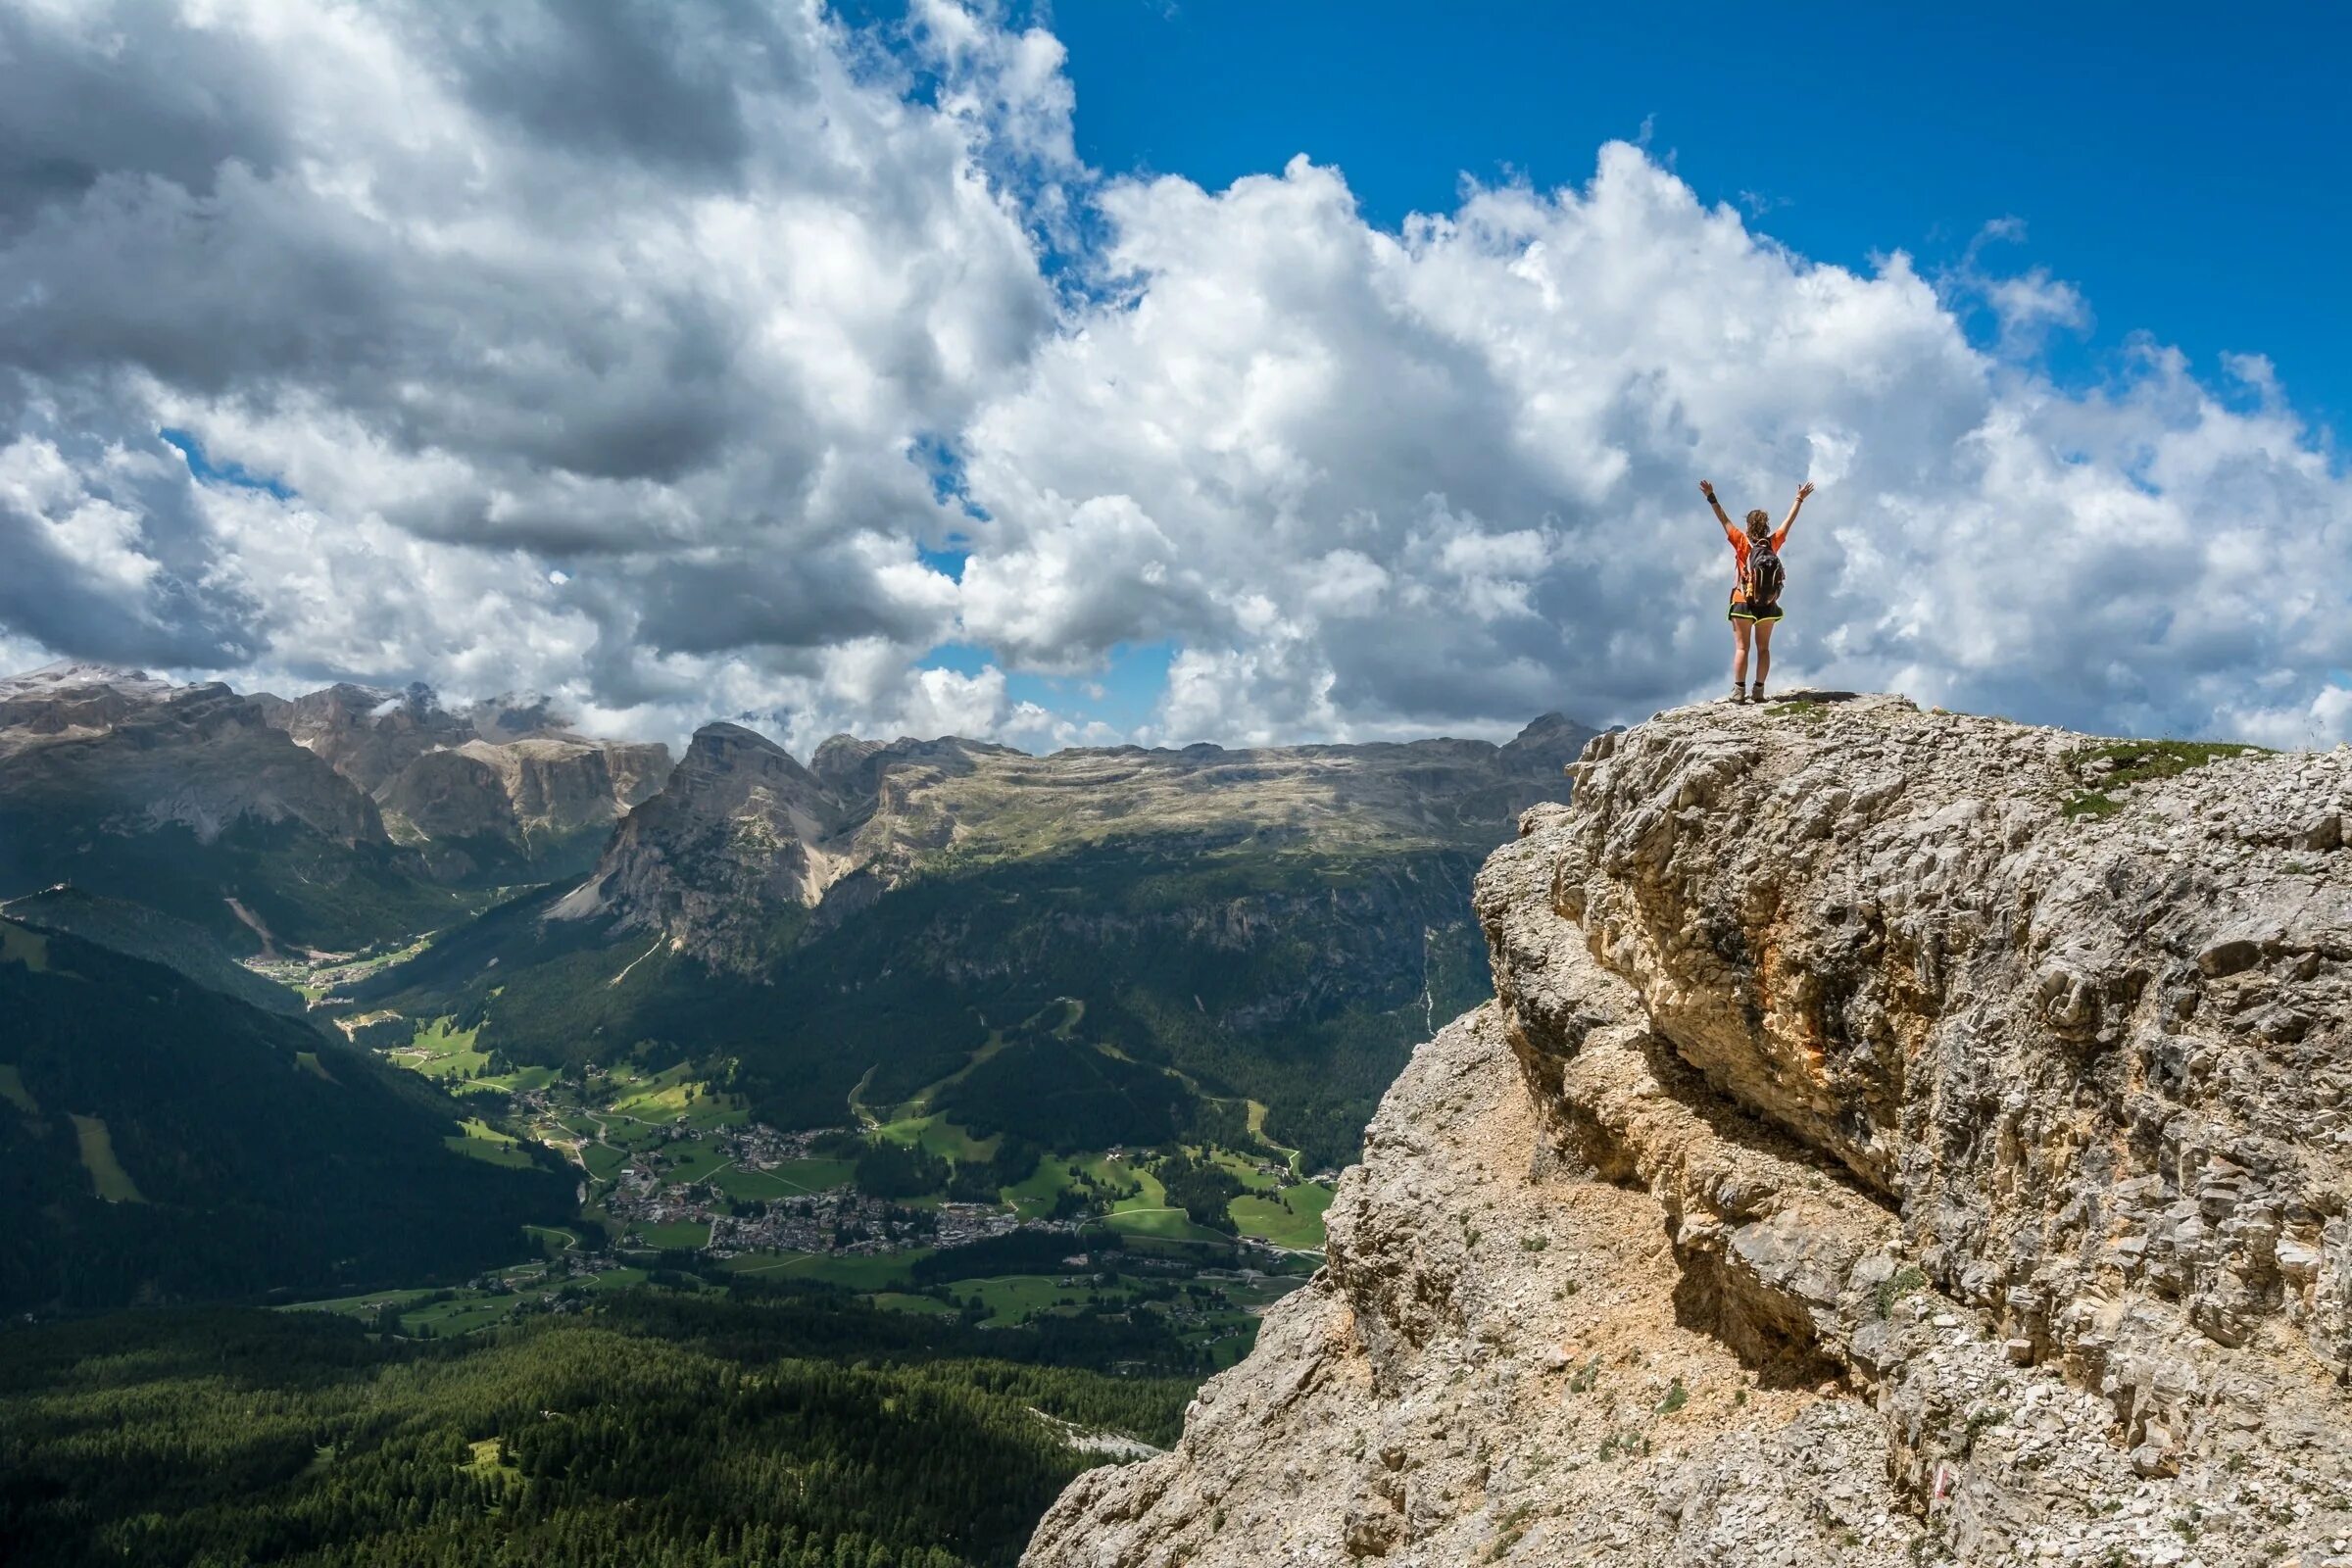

{"left": 289, "top": 1000, "right": 1333, "bottom": 1355}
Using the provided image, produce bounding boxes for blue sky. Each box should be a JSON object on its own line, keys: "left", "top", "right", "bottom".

{"left": 9, "top": 1, "right": 2347, "bottom": 751}
{"left": 845, "top": 0, "right": 2347, "bottom": 743}
{"left": 1001, "top": 0, "right": 2348, "bottom": 436}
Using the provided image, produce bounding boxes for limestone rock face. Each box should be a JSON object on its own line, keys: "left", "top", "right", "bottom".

{"left": 1026, "top": 694, "right": 2352, "bottom": 1567}
{"left": 552, "top": 722, "right": 856, "bottom": 970}
{"left": 267, "top": 681, "right": 671, "bottom": 869}
{"left": 0, "top": 663, "right": 383, "bottom": 845}
{"left": 271, "top": 682, "right": 466, "bottom": 795}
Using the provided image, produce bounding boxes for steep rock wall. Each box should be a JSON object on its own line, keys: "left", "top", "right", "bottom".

{"left": 1027, "top": 694, "right": 2352, "bottom": 1567}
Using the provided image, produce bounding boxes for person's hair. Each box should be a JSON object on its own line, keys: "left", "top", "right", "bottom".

{"left": 1744, "top": 509, "right": 1770, "bottom": 535}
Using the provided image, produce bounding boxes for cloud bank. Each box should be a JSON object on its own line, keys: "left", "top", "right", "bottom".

{"left": 1, "top": 0, "right": 2343, "bottom": 751}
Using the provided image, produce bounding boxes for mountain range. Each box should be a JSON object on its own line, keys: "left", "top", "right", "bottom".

{"left": 0, "top": 659, "right": 1593, "bottom": 1211}
{"left": 350, "top": 703, "right": 1596, "bottom": 1167}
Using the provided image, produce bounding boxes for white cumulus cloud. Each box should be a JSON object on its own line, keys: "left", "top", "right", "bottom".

{"left": 0, "top": 1, "right": 2342, "bottom": 753}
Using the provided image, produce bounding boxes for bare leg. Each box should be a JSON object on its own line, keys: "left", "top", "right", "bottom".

{"left": 1753, "top": 618, "right": 1776, "bottom": 691}
{"left": 1730, "top": 617, "right": 1752, "bottom": 692}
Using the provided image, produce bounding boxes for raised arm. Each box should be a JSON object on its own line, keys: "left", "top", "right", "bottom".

{"left": 1699, "top": 480, "right": 1737, "bottom": 540}
{"left": 1779, "top": 481, "right": 1816, "bottom": 537}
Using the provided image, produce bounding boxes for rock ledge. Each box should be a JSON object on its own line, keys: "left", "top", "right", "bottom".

{"left": 1025, "top": 693, "right": 2352, "bottom": 1567}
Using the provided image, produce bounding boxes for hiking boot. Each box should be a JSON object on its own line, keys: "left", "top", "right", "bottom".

{"left": 1750, "top": 683, "right": 1766, "bottom": 703}
{"left": 1725, "top": 686, "right": 1747, "bottom": 704}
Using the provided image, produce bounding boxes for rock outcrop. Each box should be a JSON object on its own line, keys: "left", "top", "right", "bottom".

{"left": 265, "top": 681, "right": 670, "bottom": 873}
{"left": 0, "top": 663, "right": 383, "bottom": 846}
{"left": 1027, "top": 693, "right": 2352, "bottom": 1567}
{"left": 550, "top": 722, "right": 858, "bottom": 971}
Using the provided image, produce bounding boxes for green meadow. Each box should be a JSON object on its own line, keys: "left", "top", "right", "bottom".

{"left": 397, "top": 1016, "right": 491, "bottom": 1080}
{"left": 1230, "top": 1181, "right": 1334, "bottom": 1251}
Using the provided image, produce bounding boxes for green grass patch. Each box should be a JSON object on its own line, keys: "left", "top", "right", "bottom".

{"left": 630, "top": 1220, "right": 710, "bottom": 1250}
{"left": 875, "top": 1112, "right": 999, "bottom": 1164}
{"left": 709, "top": 1165, "right": 797, "bottom": 1201}
{"left": 1001, "top": 1158, "right": 1078, "bottom": 1219}
{"left": 603, "top": 1063, "right": 745, "bottom": 1133}
{"left": 949, "top": 1274, "right": 1120, "bottom": 1326}
{"left": 1874, "top": 1263, "right": 1930, "bottom": 1320}
{"left": 767, "top": 1156, "right": 857, "bottom": 1195}
{"left": 2061, "top": 739, "right": 2271, "bottom": 820}
{"left": 1229, "top": 1180, "right": 1334, "bottom": 1250}
{"left": 2069, "top": 738, "right": 2271, "bottom": 792}
{"left": 1203, "top": 1147, "right": 1282, "bottom": 1195}
{"left": 1102, "top": 1206, "right": 1228, "bottom": 1244}
{"left": 277, "top": 1285, "right": 439, "bottom": 1317}
{"left": 718, "top": 1250, "right": 927, "bottom": 1290}
{"left": 70, "top": 1114, "right": 145, "bottom": 1203}
{"left": 576, "top": 1141, "right": 630, "bottom": 1183}
{"left": 0, "top": 1063, "right": 39, "bottom": 1114}
{"left": 444, "top": 1116, "right": 536, "bottom": 1169}
{"left": 473, "top": 1064, "right": 560, "bottom": 1095}
{"left": 293, "top": 1051, "right": 336, "bottom": 1083}
{"left": 1764, "top": 701, "right": 1828, "bottom": 720}
{"left": 657, "top": 1141, "right": 734, "bottom": 1185}
{"left": 866, "top": 1290, "right": 959, "bottom": 1317}
{"left": 576, "top": 1266, "right": 649, "bottom": 1294}
{"left": 397, "top": 1016, "right": 492, "bottom": 1081}
{"left": 401, "top": 1297, "right": 524, "bottom": 1338}
{"left": 523, "top": 1225, "right": 582, "bottom": 1258}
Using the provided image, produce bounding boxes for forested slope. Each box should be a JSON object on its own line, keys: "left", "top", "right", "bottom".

{"left": 0, "top": 920, "right": 572, "bottom": 1312}
{"left": 0, "top": 1295, "right": 1192, "bottom": 1568}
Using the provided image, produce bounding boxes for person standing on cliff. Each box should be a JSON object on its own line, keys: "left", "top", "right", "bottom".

{"left": 1701, "top": 478, "right": 1813, "bottom": 703}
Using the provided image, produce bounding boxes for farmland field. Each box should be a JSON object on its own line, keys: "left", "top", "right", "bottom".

{"left": 445, "top": 1116, "right": 537, "bottom": 1168}
{"left": 631, "top": 1220, "right": 710, "bottom": 1250}
{"left": 1230, "top": 1180, "right": 1335, "bottom": 1251}
{"left": 946, "top": 1273, "right": 1128, "bottom": 1326}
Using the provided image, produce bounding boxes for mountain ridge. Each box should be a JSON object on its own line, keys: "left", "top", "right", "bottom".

{"left": 345, "top": 709, "right": 1597, "bottom": 1169}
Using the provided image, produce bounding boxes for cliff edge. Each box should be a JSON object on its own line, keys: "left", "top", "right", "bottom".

{"left": 1025, "top": 693, "right": 2352, "bottom": 1567}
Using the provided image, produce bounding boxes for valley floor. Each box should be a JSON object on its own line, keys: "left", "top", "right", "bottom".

{"left": 285, "top": 990, "right": 1334, "bottom": 1361}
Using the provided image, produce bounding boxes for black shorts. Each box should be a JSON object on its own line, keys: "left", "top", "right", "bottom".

{"left": 1727, "top": 600, "right": 1785, "bottom": 623}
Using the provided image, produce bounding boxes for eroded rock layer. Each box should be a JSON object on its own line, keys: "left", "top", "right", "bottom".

{"left": 1027, "top": 694, "right": 2352, "bottom": 1567}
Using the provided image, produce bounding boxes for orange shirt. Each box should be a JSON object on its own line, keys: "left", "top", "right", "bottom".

{"left": 1724, "top": 521, "right": 1790, "bottom": 602}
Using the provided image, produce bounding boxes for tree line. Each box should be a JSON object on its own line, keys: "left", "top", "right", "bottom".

{"left": 0, "top": 1288, "right": 1196, "bottom": 1568}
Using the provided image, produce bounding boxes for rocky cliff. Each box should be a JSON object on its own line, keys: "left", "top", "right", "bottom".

{"left": 550, "top": 721, "right": 858, "bottom": 970}
{"left": 1026, "top": 693, "right": 2352, "bottom": 1567}
{"left": 0, "top": 663, "right": 383, "bottom": 846}
{"left": 0, "top": 663, "right": 462, "bottom": 951}
{"left": 265, "top": 681, "right": 670, "bottom": 875}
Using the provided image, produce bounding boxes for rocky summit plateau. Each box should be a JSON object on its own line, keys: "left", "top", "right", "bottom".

{"left": 1026, "top": 693, "right": 2352, "bottom": 1567}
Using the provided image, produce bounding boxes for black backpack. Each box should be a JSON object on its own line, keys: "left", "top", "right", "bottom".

{"left": 1745, "top": 539, "right": 1785, "bottom": 606}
